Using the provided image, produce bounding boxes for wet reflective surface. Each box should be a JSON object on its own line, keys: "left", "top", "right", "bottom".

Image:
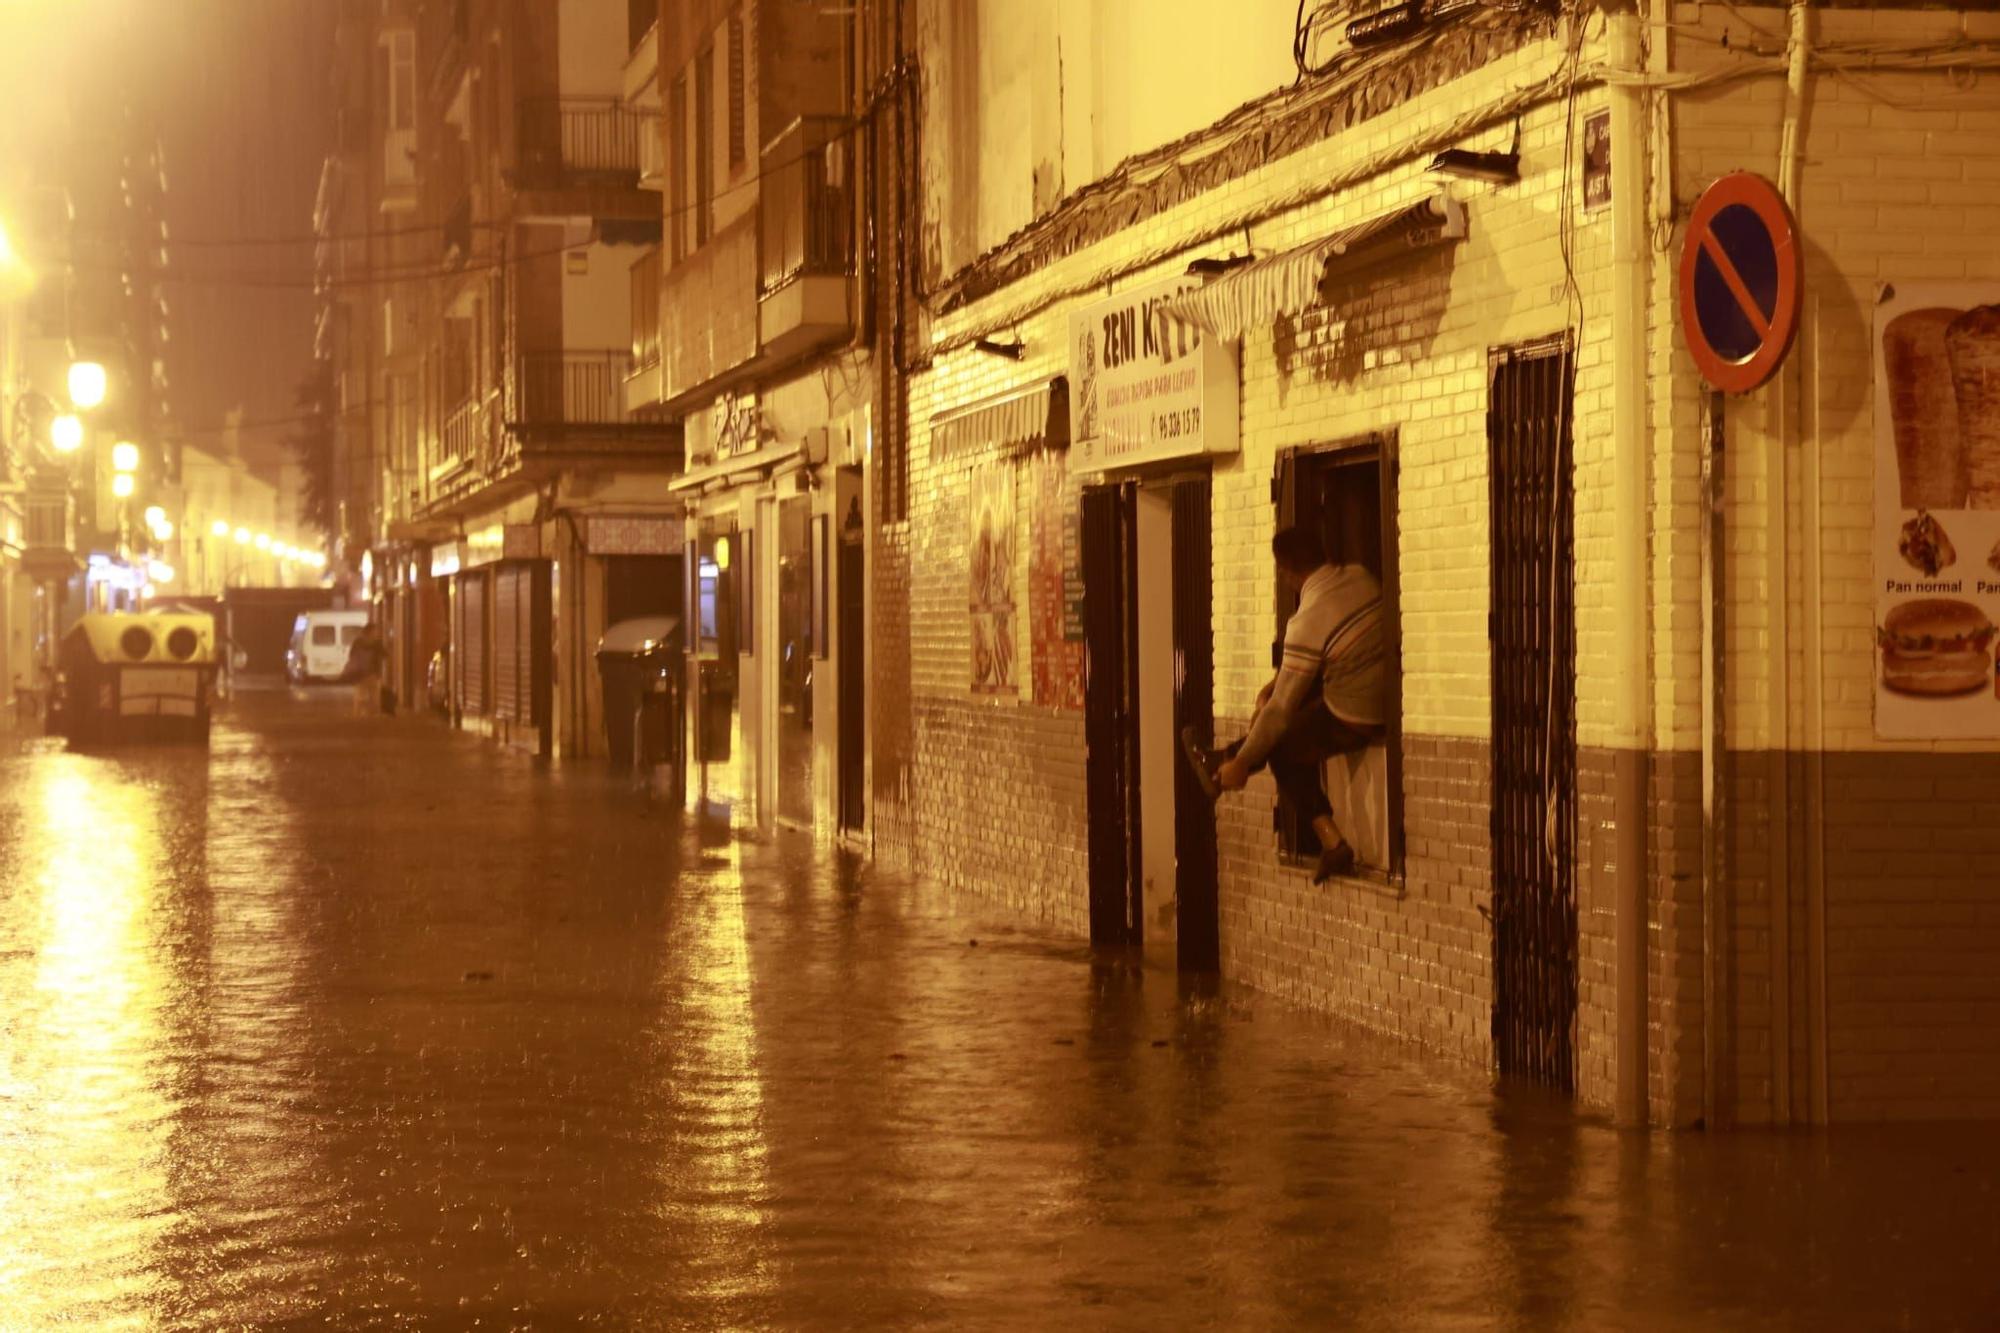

{"left": 3, "top": 690, "right": 1997, "bottom": 1329}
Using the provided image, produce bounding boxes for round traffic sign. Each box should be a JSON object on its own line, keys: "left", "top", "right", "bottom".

{"left": 1677, "top": 172, "right": 1802, "bottom": 394}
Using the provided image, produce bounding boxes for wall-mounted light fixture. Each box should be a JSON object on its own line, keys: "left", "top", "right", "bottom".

{"left": 1187, "top": 253, "right": 1254, "bottom": 276}
{"left": 974, "top": 336, "right": 1025, "bottom": 361}
{"left": 1427, "top": 147, "right": 1520, "bottom": 184}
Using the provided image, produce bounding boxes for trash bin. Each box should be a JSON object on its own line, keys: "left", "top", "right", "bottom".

{"left": 596, "top": 616, "right": 681, "bottom": 772}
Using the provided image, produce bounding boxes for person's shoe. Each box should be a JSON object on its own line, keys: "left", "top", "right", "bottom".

{"left": 1180, "top": 725, "right": 1222, "bottom": 801}
{"left": 1312, "top": 840, "right": 1356, "bottom": 885}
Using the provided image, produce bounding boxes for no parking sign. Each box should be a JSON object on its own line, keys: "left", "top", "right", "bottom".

{"left": 1678, "top": 172, "right": 1803, "bottom": 394}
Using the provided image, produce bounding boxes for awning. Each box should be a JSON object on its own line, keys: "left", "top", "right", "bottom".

{"left": 1161, "top": 193, "right": 1466, "bottom": 342}
{"left": 930, "top": 376, "right": 1069, "bottom": 457}
{"left": 667, "top": 440, "right": 802, "bottom": 494}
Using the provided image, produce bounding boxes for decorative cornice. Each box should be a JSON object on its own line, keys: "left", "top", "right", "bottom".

{"left": 932, "top": 15, "right": 1545, "bottom": 315}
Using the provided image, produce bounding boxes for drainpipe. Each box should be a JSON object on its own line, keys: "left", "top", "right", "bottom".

{"left": 1767, "top": 0, "right": 1813, "bottom": 1126}
{"left": 1609, "top": 4, "right": 1651, "bottom": 1129}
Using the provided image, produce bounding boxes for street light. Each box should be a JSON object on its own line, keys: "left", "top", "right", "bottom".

{"left": 68, "top": 361, "right": 108, "bottom": 410}
{"left": 111, "top": 440, "right": 139, "bottom": 472}
{"left": 233, "top": 527, "right": 251, "bottom": 544}
{"left": 211, "top": 519, "right": 230, "bottom": 537}
{"left": 253, "top": 533, "right": 271, "bottom": 551}
{"left": 111, "top": 473, "right": 134, "bottom": 498}
{"left": 49, "top": 413, "right": 83, "bottom": 453}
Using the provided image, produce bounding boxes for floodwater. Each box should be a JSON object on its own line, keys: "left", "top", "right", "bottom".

{"left": 1, "top": 691, "right": 1996, "bottom": 1330}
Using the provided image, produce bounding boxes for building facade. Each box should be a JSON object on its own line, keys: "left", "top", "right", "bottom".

{"left": 336, "top": 0, "right": 2000, "bottom": 1126}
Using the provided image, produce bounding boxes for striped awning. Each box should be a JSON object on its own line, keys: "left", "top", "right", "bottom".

{"left": 1161, "top": 193, "right": 1466, "bottom": 342}
{"left": 931, "top": 377, "right": 1069, "bottom": 457}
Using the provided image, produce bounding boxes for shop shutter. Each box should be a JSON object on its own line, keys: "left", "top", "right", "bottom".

{"left": 462, "top": 572, "right": 488, "bottom": 715}
{"left": 493, "top": 568, "right": 521, "bottom": 722}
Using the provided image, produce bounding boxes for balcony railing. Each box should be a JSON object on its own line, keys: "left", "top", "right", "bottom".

{"left": 441, "top": 396, "right": 484, "bottom": 470}
{"left": 760, "top": 117, "right": 854, "bottom": 296}
{"left": 630, "top": 247, "right": 661, "bottom": 373}
{"left": 513, "top": 351, "right": 631, "bottom": 426}
{"left": 516, "top": 98, "right": 644, "bottom": 189}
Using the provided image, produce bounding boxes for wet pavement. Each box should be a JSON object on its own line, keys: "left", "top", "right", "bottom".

{"left": 2, "top": 690, "right": 1997, "bottom": 1330}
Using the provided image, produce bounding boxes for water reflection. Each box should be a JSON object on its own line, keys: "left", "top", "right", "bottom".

{"left": 652, "top": 820, "right": 774, "bottom": 1314}
{"left": 2, "top": 757, "right": 172, "bottom": 1324}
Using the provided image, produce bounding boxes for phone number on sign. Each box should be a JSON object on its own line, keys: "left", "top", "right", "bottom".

{"left": 1154, "top": 407, "right": 1200, "bottom": 439}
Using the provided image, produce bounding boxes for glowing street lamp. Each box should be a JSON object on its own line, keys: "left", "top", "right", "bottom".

{"left": 111, "top": 440, "right": 140, "bottom": 472}
{"left": 68, "top": 361, "right": 108, "bottom": 410}
{"left": 50, "top": 413, "right": 83, "bottom": 453}
{"left": 147, "top": 560, "right": 175, "bottom": 585}
{"left": 111, "top": 473, "right": 134, "bottom": 498}
{"left": 211, "top": 519, "right": 230, "bottom": 537}
{"left": 234, "top": 527, "right": 251, "bottom": 544}
{"left": 253, "top": 533, "right": 271, "bottom": 551}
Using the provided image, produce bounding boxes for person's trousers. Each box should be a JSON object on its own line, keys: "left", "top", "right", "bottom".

{"left": 1225, "top": 701, "right": 1381, "bottom": 822}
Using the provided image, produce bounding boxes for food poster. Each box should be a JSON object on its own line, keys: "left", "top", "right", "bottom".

{"left": 1873, "top": 281, "right": 2000, "bottom": 739}
{"left": 1027, "top": 450, "right": 1085, "bottom": 710}
{"left": 969, "top": 459, "right": 1018, "bottom": 695}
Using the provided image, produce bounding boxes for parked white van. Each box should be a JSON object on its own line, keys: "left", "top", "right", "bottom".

{"left": 286, "top": 609, "right": 371, "bottom": 683}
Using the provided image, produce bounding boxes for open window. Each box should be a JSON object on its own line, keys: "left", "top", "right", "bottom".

{"left": 1272, "top": 432, "right": 1403, "bottom": 877}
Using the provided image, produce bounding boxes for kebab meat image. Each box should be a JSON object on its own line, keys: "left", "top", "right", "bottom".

{"left": 1885, "top": 307, "right": 1968, "bottom": 509}
{"left": 1947, "top": 304, "right": 2000, "bottom": 509}
{"left": 1897, "top": 509, "right": 1957, "bottom": 576}
{"left": 1877, "top": 598, "right": 1996, "bottom": 696}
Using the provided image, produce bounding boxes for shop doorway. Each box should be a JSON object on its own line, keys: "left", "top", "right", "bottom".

{"left": 1487, "top": 337, "right": 1579, "bottom": 1092}
{"left": 837, "top": 487, "right": 865, "bottom": 833}
{"left": 1080, "top": 474, "right": 1217, "bottom": 969}
{"left": 776, "top": 495, "right": 814, "bottom": 826}
{"left": 690, "top": 524, "right": 746, "bottom": 815}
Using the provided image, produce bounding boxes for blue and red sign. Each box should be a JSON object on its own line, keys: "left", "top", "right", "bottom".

{"left": 1678, "top": 172, "right": 1802, "bottom": 394}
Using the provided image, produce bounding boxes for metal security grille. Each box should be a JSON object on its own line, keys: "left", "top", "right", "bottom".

{"left": 1488, "top": 340, "right": 1578, "bottom": 1092}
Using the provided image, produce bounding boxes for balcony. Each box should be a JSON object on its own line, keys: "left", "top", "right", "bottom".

{"left": 21, "top": 476, "right": 80, "bottom": 578}
{"left": 626, "top": 247, "right": 663, "bottom": 412}
{"left": 511, "top": 98, "right": 658, "bottom": 224}
{"left": 498, "top": 351, "right": 681, "bottom": 477}
{"left": 758, "top": 116, "right": 854, "bottom": 362}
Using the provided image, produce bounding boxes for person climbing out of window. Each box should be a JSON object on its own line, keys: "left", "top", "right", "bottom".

{"left": 1183, "top": 525, "right": 1387, "bottom": 884}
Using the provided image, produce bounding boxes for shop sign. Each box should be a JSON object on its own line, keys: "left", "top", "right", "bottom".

{"left": 585, "top": 513, "right": 685, "bottom": 556}
{"left": 1070, "top": 276, "right": 1240, "bottom": 473}
{"left": 712, "top": 393, "right": 763, "bottom": 460}
{"left": 464, "top": 524, "right": 505, "bottom": 568}
{"left": 1872, "top": 279, "right": 2000, "bottom": 740}
{"left": 429, "top": 542, "right": 463, "bottom": 578}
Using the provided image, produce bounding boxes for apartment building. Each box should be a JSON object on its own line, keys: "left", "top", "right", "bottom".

{"left": 321, "top": 0, "right": 679, "bottom": 754}
{"left": 637, "top": 0, "right": 871, "bottom": 834}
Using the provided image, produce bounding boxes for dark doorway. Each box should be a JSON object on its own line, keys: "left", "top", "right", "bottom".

{"left": 1082, "top": 481, "right": 1141, "bottom": 948}
{"left": 1487, "top": 338, "right": 1579, "bottom": 1093}
{"left": 837, "top": 488, "right": 865, "bottom": 832}
{"left": 1168, "top": 476, "right": 1218, "bottom": 972}
{"left": 604, "top": 555, "right": 682, "bottom": 626}
{"left": 776, "top": 496, "right": 813, "bottom": 826}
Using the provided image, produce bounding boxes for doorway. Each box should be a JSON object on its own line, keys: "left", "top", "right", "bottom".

{"left": 1487, "top": 338, "right": 1579, "bottom": 1092}
{"left": 776, "top": 495, "right": 814, "bottom": 826}
{"left": 690, "top": 523, "right": 745, "bottom": 814}
{"left": 1080, "top": 474, "right": 1217, "bottom": 969}
{"left": 837, "top": 484, "right": 865, "bottom": 833}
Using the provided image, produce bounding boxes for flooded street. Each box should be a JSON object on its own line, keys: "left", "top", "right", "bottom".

{"left": 0, "top": 691, "right": 1993, "bottom": 1329}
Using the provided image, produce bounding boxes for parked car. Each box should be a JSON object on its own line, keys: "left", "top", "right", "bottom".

{"left": 286, "top": 609, "right": 371, "bottom": 683}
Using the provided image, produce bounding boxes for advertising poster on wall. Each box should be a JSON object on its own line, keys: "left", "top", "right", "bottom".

{"left": 1028, "top": 450, "right": 1084, "bottom": 710}
{"left": 969, "top": 460, "right": 1017, "bottom": 696}
{"left": 1873, "top": 280, "right": 2000, "bottom": 739}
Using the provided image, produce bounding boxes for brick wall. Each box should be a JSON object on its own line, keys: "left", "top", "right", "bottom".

{"left": 1659, "top": 4, "right": 2000, "bottom": 1121}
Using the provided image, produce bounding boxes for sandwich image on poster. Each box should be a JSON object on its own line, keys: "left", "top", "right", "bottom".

{"left": 1877, "top": 599, "right": 1993, "bottom": 697}
{"left": 1874, "top": 281, "right": 2000, "bottom": 738}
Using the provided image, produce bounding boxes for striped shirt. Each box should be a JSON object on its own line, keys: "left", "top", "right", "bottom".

{"left": 1236, "top": 564, "right": 1387, "bottom": 769}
